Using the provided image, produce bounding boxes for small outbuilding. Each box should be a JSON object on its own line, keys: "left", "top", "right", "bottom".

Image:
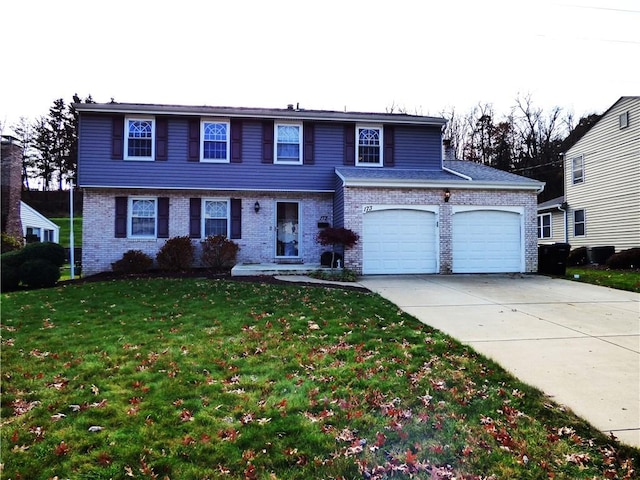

{"left": 20, "top": 201, "right": 60, "bottom": 243}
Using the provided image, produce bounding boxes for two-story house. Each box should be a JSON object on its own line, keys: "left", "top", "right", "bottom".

{"left": 76, "top": 102, "right": 543, "bottom": 276}
{"left": 537, "top": 96, "right": 639, "bottom": 254}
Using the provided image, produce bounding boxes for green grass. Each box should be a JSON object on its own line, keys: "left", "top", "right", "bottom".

{"left": 50, "top": 217, "right": 82, "bottom": 249}
{"left": 566, "top": 267, "right": 640, "bottom": 293}
{"left": 2, "top": 278, "right": 638, "bottom": 479}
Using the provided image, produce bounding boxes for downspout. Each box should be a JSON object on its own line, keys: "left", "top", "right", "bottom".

{"left": 558, "top": 202, "right": 568, "bottom": 244}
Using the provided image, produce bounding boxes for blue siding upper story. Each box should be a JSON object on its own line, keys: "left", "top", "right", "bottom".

{"left": 78, "top": 113, "right": 444, "bottom": 192}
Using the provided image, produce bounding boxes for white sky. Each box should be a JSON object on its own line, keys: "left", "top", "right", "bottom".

{"left": 1, "top": 0, "right": 638, "bottom": 129}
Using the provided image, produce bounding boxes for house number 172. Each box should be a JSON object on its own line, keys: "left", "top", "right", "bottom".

{"left": 362, "top": 205, "right": 373, "bottom": 213}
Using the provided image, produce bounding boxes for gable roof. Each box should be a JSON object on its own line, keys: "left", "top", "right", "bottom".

{"left": 75, "top": 102, "right": 447, "bottom": 127}
{"left": 537, "top": 196, "right": 565, "bottom": 212}
{"left": 20, "top": 201, "right": 60, "bottom": 230}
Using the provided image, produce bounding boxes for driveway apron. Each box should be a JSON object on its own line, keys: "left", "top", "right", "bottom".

{"left": 359, "top": 274, "right": 640, "bottom": 448}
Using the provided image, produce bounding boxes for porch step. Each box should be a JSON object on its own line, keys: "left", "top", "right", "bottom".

{"left": 231, "top": 263, "right": 322, "bottom": 277}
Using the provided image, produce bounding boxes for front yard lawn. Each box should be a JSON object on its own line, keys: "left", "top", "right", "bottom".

{"left": 2, "top": 278, "right": 638, "bottom": 479}
{"left": 566, "top": 267, "right": 640, "bottom": 293}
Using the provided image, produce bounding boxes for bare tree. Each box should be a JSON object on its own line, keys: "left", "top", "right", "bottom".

{"left": 11, "top": 117, "right": 38, "bottom": 190}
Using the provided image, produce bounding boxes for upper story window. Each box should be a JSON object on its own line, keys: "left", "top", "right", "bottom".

{"left": 571, "top": 155, "right": 584, "bottom": 184}
{"left": 201, "top": 120, "right": 230, "bottom": 162}
{"left": 125, "top": 117, "right": 155, "bottom": 160}
{"left": 275, "top": 123, "right": 302, "bottom": 164}
{"left": 203, "top": 199, "right": 229, "bottom": 237}
{"left": 573, "top": 209, "right": 586, "bottom": 237}
{"left": 619, "top": 111, "right": 629, "bottom": 129}
{"left": 130, "top": 198, "right": 157, "bottom": 238}
{"left": 537, "top": 213, "right": 552, "bottom": 239}
{"left": 357, "top": 126, "right": 383, "bottom": 166}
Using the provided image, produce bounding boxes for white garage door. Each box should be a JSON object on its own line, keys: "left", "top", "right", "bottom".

{"left": 452, "top": 210, "right": 522, "bottom": 273}
{"left": 363, "top": 209, "right": 437, "bottom": 274}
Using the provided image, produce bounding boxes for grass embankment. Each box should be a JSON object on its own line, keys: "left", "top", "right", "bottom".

{"left": 2, "top": 278, "right": 637, "bottom": 479}
{"left": 50, "top": 217, "right": 82, "bottom": 249}
{"left": 566, "top": 267, "right": 640, "bottom": 293}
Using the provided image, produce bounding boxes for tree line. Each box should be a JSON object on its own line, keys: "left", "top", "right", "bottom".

{"left": 5, "top": 94, "right": 601, "bottom": 201}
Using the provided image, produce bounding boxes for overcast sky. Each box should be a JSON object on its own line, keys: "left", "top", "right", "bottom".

{"left": 1, "top": 0, "right": 638, "bottom": 131}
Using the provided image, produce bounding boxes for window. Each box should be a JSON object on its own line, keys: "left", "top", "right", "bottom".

{"left": 203, "top": 199, "right": 229, "bottom": 237}
{"left": 619, "top": 111, "right": 629, "bottom": 129}
{"left": 571, "top": 155, "right": 584, "bottom": 184}
{"left": 125, "top": 117, "right": 155, "bottom": 160}
{"left": 201, "top": 120, "right": 230, "bottom": 162}
{"left": 357, "top": 126, "right": 383, "bottom": 166}
{"left": 275, "top": 123, "right": 302, "bottom": 163}
{"left": 43, "top": 229, "right": 54, "bottom": 242}
{"left": 573, "top": 209, "right": 585, "bottom": 237}
{"left": 537, "top": 214, "right": 552, "bottom": 239}
{"left": 129, "top": 198, "right": 157, "bottom": 237}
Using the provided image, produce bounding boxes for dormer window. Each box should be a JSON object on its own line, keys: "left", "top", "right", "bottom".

{"left": 125, "top": 117, "right": 155, "bottom": 160}
{"left": 356, "top": 126, "right": 383, "bottom": 166}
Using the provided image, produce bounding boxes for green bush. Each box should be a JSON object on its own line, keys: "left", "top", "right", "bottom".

{"left": 112, "top": 249, "right": 154, "bottom": 274}
{"left": 606, "top": 248, "right": 640, "bottom": 270}
{"left": 1, "top": 251, "right": 23, "bottom": 291}
{"left": 21, "top": 242, "right": 66, "bottom": 267}
{"left": 567, "top": 246, "right": 588, "bottom": 266}
{"left": 20, "top": 258, "right": 61, "bottom": 288}
{"left": 1, "top": 233, "right": 23, "bottom": 254}
{"left": 201, "top": 235, "right": 240, "bottom": 271}
{"left": 156, "top": 236, "right": 194, "bottom": 271}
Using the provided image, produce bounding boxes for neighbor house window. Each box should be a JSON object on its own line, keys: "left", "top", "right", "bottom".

{"left": 125, "top": 117, "right": 155, "bottom": 160}
{"left": 357, "top": 126, "right": 383, "bottom": 166}
{"left": 573, "top": 209, "right": 585, "bottom": 237}
{"left": 571, "top": 155, "right": 584, "bottom": 184}
{"left": 43, "top": 229, "right": 54, "bottom": 242}
{"left": 537, "top": 213, "right": 552, "bottom": 239}
{"left": 203, "top": 199, "right": 229, "bottom": 237}
{"left": 201, "top": 120, "right": 230, "bottom": 162}
{"left": 129, "top": 198, "right": 157, "bottom": 237}
{"left": 275, "top": 123, "right": 302, "bottom": 163}
{"left": 619, "top": 111, "right": 629, "bottom": 129}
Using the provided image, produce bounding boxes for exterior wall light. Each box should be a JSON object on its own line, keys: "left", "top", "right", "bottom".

{"left": 444, "top": 189, "right": 451, "bottom": 202}
{"left": 254, "top": 201, "right": 261, "bottom": 213}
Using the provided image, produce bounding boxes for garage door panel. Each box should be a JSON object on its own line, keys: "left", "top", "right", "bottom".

{"left": 363, "top": 209, "right": 437, "bottom": 274}
{"left": 452, "top": 210, "right": 522, "bottom": 273}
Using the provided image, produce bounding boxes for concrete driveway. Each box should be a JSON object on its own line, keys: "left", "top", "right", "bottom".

{"left": 358, "top": 274, "right": 640, "bottom": 448}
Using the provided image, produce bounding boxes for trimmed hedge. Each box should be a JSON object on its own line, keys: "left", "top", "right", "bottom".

{"left": 21, "top": 242, "right": 66, "bottom": 267}
{"left": 20, "top": 258, "right": 61, "bottom": 288}
{"left": 201, "top": 235, "right": 240, "bottom": 271}
{"left": 0, "top": 242, "right": 65, "bottom": 291}
{"left": 606, "top": 248, "right": 640, "bottom": 270}
{"left": 112, "top": 249, "right": 154, "bottom": 274}
{"left": 156, "top": 236, "right": 194, "bottom": 271}
{"left": 567, "top": 246, "right": 588, "bottom": 266}
{"left": 1, "top": 251, "right": 23, "bottom": 291}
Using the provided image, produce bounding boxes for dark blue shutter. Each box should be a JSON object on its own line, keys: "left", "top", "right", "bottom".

{"left": 188, "top": 119, "right": 200, "bottom": 161}
{"left": 344, "top": 124, "right": 355, "bottom": 165}
{"left": 383, "top": 126, "right": 395, "bottom": 166}
{"left": 231, "top": 119, "right": 242, "bottom": 163}
{"left": 157, "top": 197, "right": 169, "bottom": 238}
{"left": 303, "top": 122, "right": 314, "bottom": 165}
{"left": 112, "top": 116, "right": 124, "bottom": 160}
{"left": 156, "top": 117, "right": 168, "bottom": 161}
{"left": 230, "top": 198, "right": 241, "bottom": 239}
{"left": 189, "top": 198, "right": 201, "bottom": 238}
{"left": 115, "top": 196, "right": 127, "bottom": 237}
{"left": 262, "top": 121, "right": 274, "bottom": 163}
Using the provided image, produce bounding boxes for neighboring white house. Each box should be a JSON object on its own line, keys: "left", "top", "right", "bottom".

{"left": 20, "top": 201, "right": 60, "bottom": 243}
{"left": 538, "top": 96, "right": 640, "bottom": 252}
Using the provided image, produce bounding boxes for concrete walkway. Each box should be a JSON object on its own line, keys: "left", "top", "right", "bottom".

{"left": 357, "top": 274, "right": 640, "bottom": 448}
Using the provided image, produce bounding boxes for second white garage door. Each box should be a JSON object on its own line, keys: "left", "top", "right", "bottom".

{"left": 363, "top": 208, "right": 438, "bottom": 274}
{"left": 452, "top": 209, "right": 522, "bottom": 273}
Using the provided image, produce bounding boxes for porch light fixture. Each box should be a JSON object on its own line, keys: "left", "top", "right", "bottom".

{"left": 254, "top": 201, "right": 261, "bottom": 213}
{"left": 444, "top": 189, "right": 451, "bottom": 202}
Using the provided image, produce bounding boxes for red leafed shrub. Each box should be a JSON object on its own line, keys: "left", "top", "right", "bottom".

{"left": 201, "top": 235, "right": 240, "bottom": 271}
{"left": 156, "top": 236, "right": 194, "bottom": 271}
{"left": 112, "top": 249, "right": 153, "bottom": 273}
{"left": 317, "top": 227, "right": 359, "bottom": 268}
{"left": 606, "top": 248, "right": 640, "bottom": 270}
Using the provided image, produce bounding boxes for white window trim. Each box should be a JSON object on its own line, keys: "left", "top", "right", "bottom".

{"left": 128, "top": 197, "right": 157, "bottom": 239}
{"left": 274, "top": 122, "right": 303, "bottom": 164}
{"left": 571, "top": 155, "right": 584, "bottom": 185}
{"left": 200, "top": 118, "right": 230, "bottom": 163}
{"left": 201, "top": 198, "right": 230, "bottom": 239}
{"left": 573, "top": 209, "right": 586, "bottom": 237}
{"left": 537, "top": 213, "right": 552, "bottom": 239}
{"left": 356, "top": 124, "right": 384, "bottom": 167}
{"left": 124, "top": 116, "right": 155, "bottom": 161}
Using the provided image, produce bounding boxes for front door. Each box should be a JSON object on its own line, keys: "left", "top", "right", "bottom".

{"left": 276, "top": 202, "right": 299, "bottom": 258}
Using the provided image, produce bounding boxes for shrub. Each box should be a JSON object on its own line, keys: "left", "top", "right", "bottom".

{"left": 606, "top": 248, "right": 640, "bottom": 270}
{"left": 20, "top": 258, "right": 61, "bottom": 289}
{"left": 317, "top": 227, "right": 359, "bottom": 269}
{"left": 1, "top": 233, "right": 23, "bottom": 254}
{"left": 21, "top": 242, "right": 66, "bottom": 267}
{"left": 112, "top": 250, "right": 154, "bottom": 274}
{"left": 156, "top": 236, "right": 194, "bottom": 271}
{"left": 201, "top": 235, "right": 240, "bottom": 271}
{"left": 567, "top": 246, "right": 588, "bottom": 266}
{"left": 1, "top": 251, "right": 23, "bottom": 291}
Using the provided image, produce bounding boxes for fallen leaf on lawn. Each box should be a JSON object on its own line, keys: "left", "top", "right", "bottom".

{"left": 88, "top": 426, "right": 104, "bottom": 432}
{"left": 51, "top": 413, "right": 66, "bottom": 422}
{"left": 91, "top": 384, "right": 100, "bottom": 395}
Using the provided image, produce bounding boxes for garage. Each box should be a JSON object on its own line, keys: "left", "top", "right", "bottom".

{"left": 362, "top": 207, "right": 438, "bottom": 274}
{"left": 452, "top": 208, "right": 523, "bottom": 273}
